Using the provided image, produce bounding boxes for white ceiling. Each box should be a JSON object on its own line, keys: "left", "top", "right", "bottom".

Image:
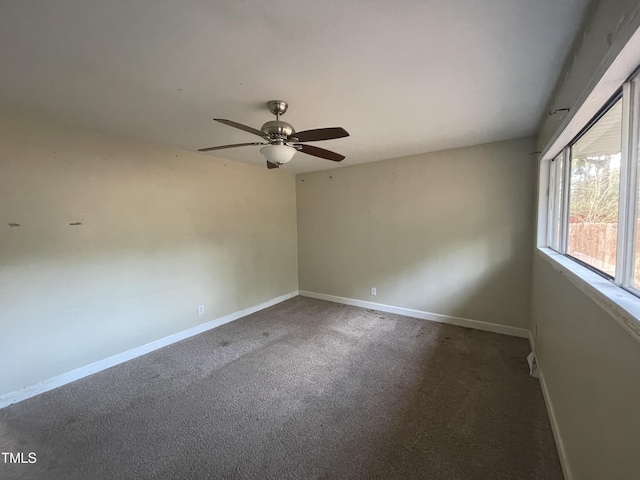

{"left": 0, "top": 0, "right": 591, "bottom": 173}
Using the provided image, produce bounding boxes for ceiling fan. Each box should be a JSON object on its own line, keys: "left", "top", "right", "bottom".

{"left": 198, "top": 101, "right": 349, "bottom": 169}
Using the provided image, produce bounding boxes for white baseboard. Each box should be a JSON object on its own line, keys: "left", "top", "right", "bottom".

{"left": 0, "top": 290, "right": 299, "bottom": 410}
{"left": 299, "top": 290, "right": 529, "bottom": 338}
{"left": 529, "top": 334, "right": 573, "bottom": 480}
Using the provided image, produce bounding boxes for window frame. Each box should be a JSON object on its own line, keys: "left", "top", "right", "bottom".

{"left": 567, "top": 96, "right": 622, "bottom": 281}
{"left": 547, "top": 150, "right": 568, "bottom": 253}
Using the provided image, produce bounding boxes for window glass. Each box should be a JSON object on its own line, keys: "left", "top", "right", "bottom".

{"left": 567, "top": 99, "right": 623, "bottom": 277}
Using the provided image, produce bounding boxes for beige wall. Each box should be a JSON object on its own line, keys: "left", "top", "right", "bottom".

{"left": 532, "top": 256, "right": 640, "bottom": 480}
{"left": 0, "top": 110, "right": 298, "bottom": 396}
{"left": 296, "top": 137, "right": 536, "bottom": 328}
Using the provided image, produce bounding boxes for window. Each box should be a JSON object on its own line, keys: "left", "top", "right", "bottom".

{"left": 546, "top": 68, "right": 640, "bottom": 295}
{"left": 567, "top": 99, "right": 622, "bottom": 277}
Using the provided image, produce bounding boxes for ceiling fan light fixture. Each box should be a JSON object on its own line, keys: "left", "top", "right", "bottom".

{"left": 260, "top": 144, "right": 296, "bottom": 165}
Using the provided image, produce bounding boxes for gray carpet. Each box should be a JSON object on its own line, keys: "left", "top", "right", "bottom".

{"left": 0, "top": 296, "right": 562, "bottom": 479}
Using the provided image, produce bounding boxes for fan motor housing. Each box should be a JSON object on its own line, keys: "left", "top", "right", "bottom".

{"left": 261, "top": 120, "right": 295, "bottom": 138}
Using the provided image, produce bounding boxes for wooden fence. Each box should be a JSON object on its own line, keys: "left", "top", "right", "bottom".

{"left": 566, "top": 222, "right": 640, "bottom": 284}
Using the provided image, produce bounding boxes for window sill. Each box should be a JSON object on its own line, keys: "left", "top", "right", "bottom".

{"left": 536, "top": 247, "right": 640, "bottom": 344}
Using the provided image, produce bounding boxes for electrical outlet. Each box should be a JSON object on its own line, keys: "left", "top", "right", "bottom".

{"left": 198, "top": 305, "right": 205, "bottom": 315}
{"left": 534, "top": 323, "right": 538, "bottom": 339}
{"left": 370, "top": 287, "right": 377, "bottom": 296}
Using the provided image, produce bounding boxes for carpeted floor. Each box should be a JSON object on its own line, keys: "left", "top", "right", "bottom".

{"left": 0, "top": 296, "right": 562, "bottom": 480}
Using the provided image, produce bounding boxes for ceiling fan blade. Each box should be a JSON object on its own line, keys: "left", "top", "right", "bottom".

{"left": 291, "top": 127, "right": 349, "bottom": 142}
{"left": 295, "top": 144, "right": 345, "bottom": 162}
{"left": 266, "top": 161, "right": 280, "bottom": 169}
{"left": 198, "top": 142, "right": 266, "bottom": 152}
{"left": 214, "top": 119, "right": 266, "bottom": 138}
